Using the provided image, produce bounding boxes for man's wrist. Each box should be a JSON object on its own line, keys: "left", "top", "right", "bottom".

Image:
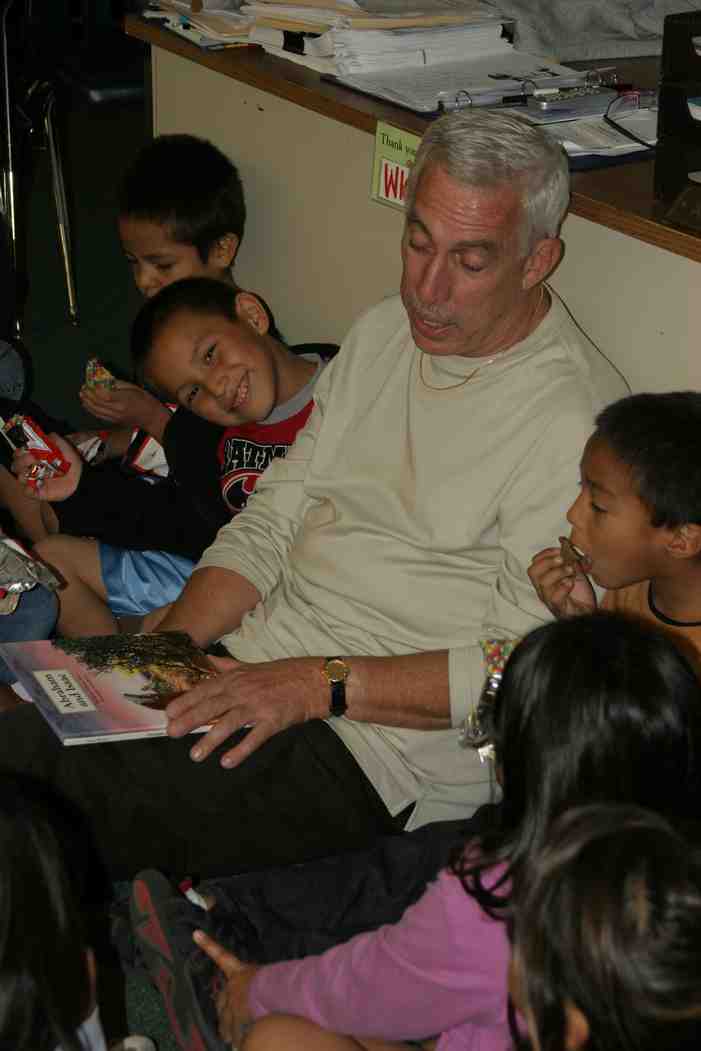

{"left": 322, "top": 656, "right": 350, "bottom": 717}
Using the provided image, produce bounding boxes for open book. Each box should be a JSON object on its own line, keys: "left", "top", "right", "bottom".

{"left": 0, "top": 632, "right": 215, "bottom": 745}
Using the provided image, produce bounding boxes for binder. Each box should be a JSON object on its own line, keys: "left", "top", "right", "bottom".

{"left": 329, "top": 53, "right": 586, "bottom": 114}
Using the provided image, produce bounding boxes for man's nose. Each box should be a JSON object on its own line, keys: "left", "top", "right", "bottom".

{"left": 416, "top": 256, "right": 451, "bottom": 304}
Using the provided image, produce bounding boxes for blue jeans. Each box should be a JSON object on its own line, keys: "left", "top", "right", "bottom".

{"left": 0, "top": 586, "right": 58, "bottom": 684}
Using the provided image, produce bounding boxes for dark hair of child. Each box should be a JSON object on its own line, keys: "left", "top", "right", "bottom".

{"left": 594, "top": 391, "right": 701, "bottom": 528}
{"left": 452, "top": 611, "right": 701, "bottom": 914}
{"left": 512, "top": 804, "right": 701, "bottom": 1051}
{"left": 117, "top": 134, "right": 246, "bottom": 263}
{"left": 131, "top": 275, "right": 282, "bottom": 389}
{"left": 0, "top": 773, "right": 92, "bottom": 1051}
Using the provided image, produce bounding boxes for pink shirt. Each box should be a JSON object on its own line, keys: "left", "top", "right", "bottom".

{"left": 249, "top": 864, "right": 512, "bottom": 1051}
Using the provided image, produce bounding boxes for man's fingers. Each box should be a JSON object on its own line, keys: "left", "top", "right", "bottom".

{"left": 188, "top": 714, "right": 256, "bottom": 764}
{"left": 165, "top": 673, "right": 232, "bottom": 722}
{"left": 207, "top": 654, "right": 240, "bottom": 674}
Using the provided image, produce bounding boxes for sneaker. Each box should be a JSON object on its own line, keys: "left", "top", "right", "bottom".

{"left": 130, "top": 869, "right": 223, "bottom": 1051}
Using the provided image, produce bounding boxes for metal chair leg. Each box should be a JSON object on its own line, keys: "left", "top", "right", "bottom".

{"left": 44, "top": 90, "right": 78, "bottom": 325}
{"left": 1, "top": 0, "right": 21, "bottom": 336}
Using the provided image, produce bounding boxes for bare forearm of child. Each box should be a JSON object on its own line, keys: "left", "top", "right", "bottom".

{"left": 143, "top": 400, "right": 171, "bottom": 443}
{"left": 156, "top": 567, "right": 261, "bottom": 648}
{"left": 0, "top": 466, "right": 57, "bottom": 542}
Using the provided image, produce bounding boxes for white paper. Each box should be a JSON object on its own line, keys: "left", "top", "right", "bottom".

{"left": 334, "top": 51, "right": 584, "bottom": 111}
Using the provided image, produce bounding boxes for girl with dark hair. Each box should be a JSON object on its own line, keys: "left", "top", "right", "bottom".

{"left": 0, "top": 773, "right": 153, "bottom": 1051}
{"left": 510, "top": 804, "right": 701, "bottom": 1051}
{"left": 132, "top": 611, "right": 701, "bottom": 1051}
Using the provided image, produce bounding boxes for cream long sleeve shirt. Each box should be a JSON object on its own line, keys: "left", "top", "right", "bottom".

{"left": 198, "top": 293, "right": 628, "bottom": 828}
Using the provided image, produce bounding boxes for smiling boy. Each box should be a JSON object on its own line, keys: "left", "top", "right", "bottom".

{"left": 529, "top": 392, "right": 701, "bottom": 669}
{"left": 24, "top": 278, "right": 333, "bottom": 636}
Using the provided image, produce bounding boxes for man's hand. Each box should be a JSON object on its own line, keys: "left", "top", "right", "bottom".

{"left": 192, "top": 930, "right": 259, "bottom": 1047}
{"left": 528, "top": 546, "right": 596, "bottom": 618}
{"left": 166, "top": 654, "right": 325, "bottom": 769}
{"left": 12, "top": 434, "right": 82, "bottom": 501}
{"left": 80, "top": 382, "right": 171, "bottom": 440}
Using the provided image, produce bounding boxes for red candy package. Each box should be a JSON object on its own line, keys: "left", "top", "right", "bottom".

{"left": 0, "top": 414, "right": 71, "bottom": 491}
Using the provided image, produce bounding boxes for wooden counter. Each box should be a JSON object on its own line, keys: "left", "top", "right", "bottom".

{"left": 125, "top": 16, "right": 700, "bottom": 264}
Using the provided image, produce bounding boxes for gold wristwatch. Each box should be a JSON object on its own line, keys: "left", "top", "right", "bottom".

{"left": 322, "top": 656, "right": 350, "bottom": 717}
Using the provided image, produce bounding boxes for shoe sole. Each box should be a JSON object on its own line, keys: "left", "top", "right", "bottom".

{"left": 131, "top": 870, "right": 221, "bottom": 1051}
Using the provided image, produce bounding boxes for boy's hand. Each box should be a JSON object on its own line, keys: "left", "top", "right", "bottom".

{"left": 192, "top": 930, "right": 258, "bottom": 1046}
{"left": 528, "top": 546, "right": 596, "bottom": 618}
{"left": 12, "top": 434, "right": 82, "bottom": 501}
{"left": 80, "top": 383, "right": 171, "bottom": 441}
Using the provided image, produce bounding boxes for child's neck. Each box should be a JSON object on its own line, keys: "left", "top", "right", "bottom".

{"left": 649, "top": 566, "right": 701, "bottom": 624}
{"left": 272, "top": 342, "right": 318, "bottom": 406}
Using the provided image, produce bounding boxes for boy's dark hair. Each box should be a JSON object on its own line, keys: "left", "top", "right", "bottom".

{"left": 0, "top": 774, "right": 91, "bottom": 1051}
{"left": 118, "top": 134, "right": 246, "bottom": 263}
{"left": 594, "top": 392, "right": 701, "bottom": 528}
{"left": 513, "top": 804, "right": 701, "bottom": 1051}
{"left": 453, "top": 611, "right": 701, "bottom": 915}
{"left": 131, "top": 276, "right": 281, "bottom": 388}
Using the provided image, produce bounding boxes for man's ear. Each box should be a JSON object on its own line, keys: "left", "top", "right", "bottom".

{"left": 234, "top": 291, "right": 270, "bottom": 335}
{"left": 522, "top": 237, "right": 563, "bottom": 291}
{"left": 666, "top": 523, "right": 701, "bottom": 560}
{"left": 209, "top": 233, "right": 240, "bottom": 270}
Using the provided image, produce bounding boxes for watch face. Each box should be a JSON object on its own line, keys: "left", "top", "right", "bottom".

{"left": 325, "top": 658, "right": 348, "bottom": 683}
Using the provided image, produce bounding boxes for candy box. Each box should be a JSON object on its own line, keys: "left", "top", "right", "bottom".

{"left": 0, "top": 415, "right": 71, "bottom": 491}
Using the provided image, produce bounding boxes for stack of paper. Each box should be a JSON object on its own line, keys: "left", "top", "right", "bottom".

{"left": 146, "top": 1, "right": 253, "bottom": 47}
{"left": 241, "top": 0, "right": 502, "bottom": 33}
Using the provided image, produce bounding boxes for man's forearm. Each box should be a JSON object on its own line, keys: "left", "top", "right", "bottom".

{"left": 157, "top": 566, "right": 261, "bottom": 648}
{"left": 315, "top": 650, "right": 452, "bottom": 730}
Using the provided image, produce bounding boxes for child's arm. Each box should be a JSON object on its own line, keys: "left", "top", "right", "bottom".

{"left": 80, "top": 382, "right": 172, "bottom": 443}
{"left": 528, "top": 545, "right": 596, "bottom": 617}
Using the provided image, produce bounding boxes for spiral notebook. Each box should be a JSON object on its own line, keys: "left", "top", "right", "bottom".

{"left": 330, "top": 52, "right": 585, "bottom": 113}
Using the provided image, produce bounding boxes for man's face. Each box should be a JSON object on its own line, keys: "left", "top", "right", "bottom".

{"left": 400, "top": 164, "right": 536, "bottom": 358}
{"left": 145, "top": 306, "right": 278, "bottom": 427}
{"left": 119, "top": 216, "right": 233, "bottom": 299}
{"left": 566, "top": 436, "right": 671, "bottom": 590}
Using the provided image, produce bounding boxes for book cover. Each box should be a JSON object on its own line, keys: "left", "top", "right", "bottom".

{"left": 0, "top": 632, "right": 215, "bottom": 745}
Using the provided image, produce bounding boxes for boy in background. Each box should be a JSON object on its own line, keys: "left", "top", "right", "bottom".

{"left": 529, "top": 391, "right": 701, "bottom": 670}
{"left": 19, "top": 278, "right": 333, "bottom": 637}
{"left": 0, "top": 133, "right": 246, "bottom": 541}
{"left": 80, "top": 133, "right": 246, "bottom": 455}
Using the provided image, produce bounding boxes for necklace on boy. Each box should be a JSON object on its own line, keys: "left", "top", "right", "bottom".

{"left": 418, "top": 284, "right": 547, "bottom": 393}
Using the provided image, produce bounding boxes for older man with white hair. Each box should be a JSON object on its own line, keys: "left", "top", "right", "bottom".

{"left": 0, "top": 110, "right": 627, "bottom": 878}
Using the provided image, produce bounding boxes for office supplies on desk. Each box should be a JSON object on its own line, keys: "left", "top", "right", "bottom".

{"left": 329, "top": 52, "right": 585, "bottom": 113}
{"left": 543, "top": 108, "right": 657, "bottom": 159}
{"left": 241, "top": 1, "right": 501, "bottom": 32}
{"left": 146, "top": 2, "right": 252, "bottom": 47}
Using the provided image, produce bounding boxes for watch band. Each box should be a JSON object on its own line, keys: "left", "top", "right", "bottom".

{"left": 323, "top": 656, "right": 349, "bottom": 717}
